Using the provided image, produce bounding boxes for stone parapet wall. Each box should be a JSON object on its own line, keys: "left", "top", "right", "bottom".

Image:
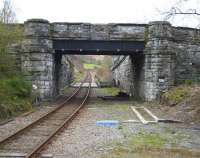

{"left": 174, "top": 43, "right": 200, "bottom": 83}
{"left": 52, "top": 23, "right": 146, "bottom": 41}
{"left": 173, "top": 27, "right": 200, "bottom": 43}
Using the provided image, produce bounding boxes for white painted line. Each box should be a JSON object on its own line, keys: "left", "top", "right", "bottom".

{"left": 0, "top": 153, "right": 26, "bottom": 157}
{"left": 0, "top": 153, "right": 53, "bottom": 158}
{"left": 143, "top": 107, "right": 159, "bottom": 122}
{"left": 131, "top": 106, "right": 148, "bottom": 124}
{"left": 41, "top": 154, "right": 54, "bottom": 158}
{"left": 122, "top": 120, "right": 141, "bottom": 123}
{"left": 70, "top": 82, "right": 98, "bottom": 88}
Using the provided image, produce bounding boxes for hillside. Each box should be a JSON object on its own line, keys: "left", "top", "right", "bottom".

{"left": 70, "top": 55, "right": 113, "bottom": 82}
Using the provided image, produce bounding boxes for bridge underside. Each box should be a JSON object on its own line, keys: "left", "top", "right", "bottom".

{"left": 53, "top": 40, "right": 145, "bottom": 55}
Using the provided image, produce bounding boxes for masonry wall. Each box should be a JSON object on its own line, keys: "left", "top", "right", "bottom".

{"left": 59, "top": 55, "right": 74, "bottom": 94}
{"left": 112, "top": 22, "right": 200, "bottom": 100}
{"left": 173, "top": 27, "right": 200, "bottom": 83}
{"left": 21, "top": 19, "right": 74, "bottom": 99}
{"left": 112, "top": 56, "right": 134, "bottom": 96}
{"left": 52, "top": 23, "right": 146, "bottom": 40}
{"left": 20, "top": 19, "right": 200, "bottom": 101}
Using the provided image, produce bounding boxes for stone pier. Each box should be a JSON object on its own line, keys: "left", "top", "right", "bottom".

{"left": 21, "top": 19, "right": 54, "bottom": 99}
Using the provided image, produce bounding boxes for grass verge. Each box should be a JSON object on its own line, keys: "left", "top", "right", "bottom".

{"left": 100, "top": 132, "right": 200, "bottom": 158}
{"left": 161, "top": 86, "right": 192, "bottom": 105}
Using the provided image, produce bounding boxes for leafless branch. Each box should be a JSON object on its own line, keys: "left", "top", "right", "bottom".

{"left": 0, "top": 0, "right": 16, "bottom": 23}
{"left": 163, "top": 0, "right": 200, "bottom": 20}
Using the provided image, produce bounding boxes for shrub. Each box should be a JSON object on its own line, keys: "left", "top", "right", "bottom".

{"left": 0, "top": 75, "right": 33, "bottom": 120}
{"left": 6, "top": 75, "right": 31, "bottom": 97}
{"left": 162, "top": 86, "right": 191, "bottom": 105}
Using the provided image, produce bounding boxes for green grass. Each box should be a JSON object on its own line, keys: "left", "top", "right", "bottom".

{"left": 100, "top": 132, "right": 167, "bottom": 158}
{"left": 129, "top": 132, "right": 167, "bottom": 147}
{"left": 83, "top": 63, "right": 101, "bottom": 69}
{"left": 100, "top": 132, "right": 200, "bottom": 158}
{"left": 101, "top": 87, "right": 121, "bottom": 96}
{"left": 162, "top": 86, "right": 192, "bottom": 104}
{"left": 0, "top": 75, "right": 33, "bottom": 120}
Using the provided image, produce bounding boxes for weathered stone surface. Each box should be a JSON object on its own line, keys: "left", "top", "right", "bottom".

{"left": 143, "top": 21, "right": 175, "bottom": 100}
{"left": 51, "top": 23, "right": 146, "bottom": 41}
{"left": 68, "top": 23, "right": 90, "bottom": 39}
{"left": 24, "top": 19, "right": 50, "bottom": 37}
{"left": 59, "top": 55, "right": 74, "bottom": 93}
{"left": 52, "top": 23, "right": 68, "bottom": 38}
{"left": 112, "top": 56, "right": 134, "bottom": 96}
{"left": 52, "top": 23, "right": 91, "bottom": 39}
{"left": 173, "top": 27, "right": 200, "bottom": 43}
{"left": 17, "top": 19, "right": 200, "bottom": 101}
{"left": 113, "top": 21, "right": 176, "bottom": 100}
{"left": 22, "top": 38, "right": 53, "bottom": 53}
{"left": 22, "top": 19, "right": 55, "bottom": 100}
{"left": 148, "top": 21, "right": 172, "bottom": 39}
{"left": 174, "top": 42, "right": 200, "bottom": 83}
{"left": 109, "top": 24, "right": 146, "bottom": 41}
{"left": 90, "top": 24, "right": 109, "bottom": 40}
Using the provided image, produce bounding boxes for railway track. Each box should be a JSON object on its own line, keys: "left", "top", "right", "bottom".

{"left": 0, "top": 72, "right": 92, "bottom": 158}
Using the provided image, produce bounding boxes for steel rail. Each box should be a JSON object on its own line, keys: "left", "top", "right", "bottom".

{"left": 26, "top": 72, "right": 92, "bottom": 158}
{"left": 0, "top": 72, "right": 89, "bottom": 146}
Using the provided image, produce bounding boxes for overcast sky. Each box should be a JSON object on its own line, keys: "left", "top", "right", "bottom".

{"left": 1, "top": 0, "right": 200, "bottom": 27}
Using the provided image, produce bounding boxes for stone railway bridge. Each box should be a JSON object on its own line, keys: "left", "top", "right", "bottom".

{"left": 15, "top": 19, "right": 200, "bottom": 101}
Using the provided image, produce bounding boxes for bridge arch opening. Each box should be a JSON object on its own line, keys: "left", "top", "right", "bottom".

{"left": 52, "top": 53, "right": 145, "bottom": 100}
{"left": 52, "top": 39, "right": 146, "bottom": 98}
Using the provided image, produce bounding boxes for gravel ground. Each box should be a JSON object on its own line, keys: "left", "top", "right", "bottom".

{"left": 0, "top": 88, "right": 200, "bottom": 158}
{"left": 41, "top": 88, "right": 200, "bottom": 158}
{"left": 39, "top": 88, "right": 135, "bottom": 157}
{"left": 0, "top": 96, "right": 66, "bottom": 141}
{"left": 41, "top": 99, "right": 135, "bottom": 157}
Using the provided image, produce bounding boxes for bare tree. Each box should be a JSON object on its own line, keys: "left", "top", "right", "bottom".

{"left": 165, "top": 1, "right": 199, "bottom": 18}
{"left": 0, "top": 0, "right": 16, "bottom": 23}
{"left": 162, "top": 0, "right": 200, "bottom": 27}
{"left": 0, "top": 0, "right": 22, "bottom": 74}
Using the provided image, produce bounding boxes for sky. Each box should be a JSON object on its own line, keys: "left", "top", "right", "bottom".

{"left": 1, "top": 0, "right": 200, "bottom": 27}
